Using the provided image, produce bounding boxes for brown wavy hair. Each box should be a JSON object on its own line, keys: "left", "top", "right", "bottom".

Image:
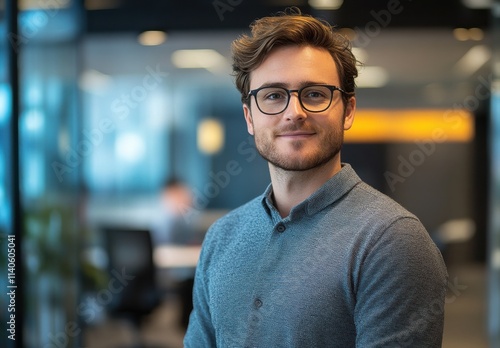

{"left": 231, "top": 8, "right": 358, "bottom": 105}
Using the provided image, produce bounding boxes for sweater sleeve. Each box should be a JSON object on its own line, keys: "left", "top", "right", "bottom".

{"left": 354, "top": 216, "right": 448, "bottom": 347}
{"left": 183, "top": 240, "right": 217, "bottom": 348}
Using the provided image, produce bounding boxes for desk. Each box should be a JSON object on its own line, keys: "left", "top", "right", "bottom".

{"left": 153, "top": 245, "right": 202, "bottom": 268}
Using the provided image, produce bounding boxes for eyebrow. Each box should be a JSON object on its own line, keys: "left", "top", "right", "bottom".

{"left": 255, "top": 80, "right": 333, "bottom": 90}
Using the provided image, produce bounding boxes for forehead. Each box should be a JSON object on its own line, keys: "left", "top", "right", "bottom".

{"left": 249, "top": 45, "right": 340, "bottom": 89}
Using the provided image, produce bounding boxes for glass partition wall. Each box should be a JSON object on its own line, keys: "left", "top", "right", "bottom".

{"left": 1, "top": 1, "right": 85, "bottom": 347}
{"left": 0, "top": 2, "right": 17, "bottom": 346}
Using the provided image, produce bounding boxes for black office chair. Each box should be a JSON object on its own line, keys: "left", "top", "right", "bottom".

{"left": 102, "top": 226, "right": 165, "bottom": 348}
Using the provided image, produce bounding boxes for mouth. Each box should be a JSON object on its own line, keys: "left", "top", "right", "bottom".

{"left": 277, "top": 131, "right": 316, "bottom": 139}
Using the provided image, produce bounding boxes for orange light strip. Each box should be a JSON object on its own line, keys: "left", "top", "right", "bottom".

{"left": 344, "top": 109, "right": 474, "bottom": 143}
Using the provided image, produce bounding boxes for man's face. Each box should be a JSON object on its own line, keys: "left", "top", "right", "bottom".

{"left": 243, "top": 45, "right": 356, "bottom": 172}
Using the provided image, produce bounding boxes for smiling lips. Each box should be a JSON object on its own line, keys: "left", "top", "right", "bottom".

{"left": 277, "top": 131, "right": 315, "bottom": 139}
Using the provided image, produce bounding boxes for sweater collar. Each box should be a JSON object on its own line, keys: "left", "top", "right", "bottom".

{"left": 261, "top": 163, "right": 362, "bottom": 221}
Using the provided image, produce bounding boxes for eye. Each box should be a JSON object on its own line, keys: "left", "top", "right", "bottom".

{"left": 302, "top": 87, "right": 328, "bottom": 99}
{"left": 262, "top": 88, "right": 287, "bottom": 101}
{"left": 307, "top": 91, "right": 324, "bottom": 98}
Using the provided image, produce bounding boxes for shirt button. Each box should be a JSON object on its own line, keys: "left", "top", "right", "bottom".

{"left": 254, "top": 298, "right": 263, "bottom": 308}
{"left": 276, "top": 223, "right": 286, "bottom": 233}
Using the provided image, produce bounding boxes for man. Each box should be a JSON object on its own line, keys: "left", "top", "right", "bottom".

{"left": 152, "top": 178, "right": 200, "bottom": 329}
{"left": 152, "top": 178, "right": 197, "bottom": 245}
{"left": 184, "top": 9, "right": 448, "bottom": 348}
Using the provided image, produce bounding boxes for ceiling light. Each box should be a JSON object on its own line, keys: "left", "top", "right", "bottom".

{"left": 461, "top": 0, "right": 492, "bottom": 9}
{"left": 309, "top": 0, "right": 344, "bottom": 10}
{"left": 468, "top": 28, "right": 484, "bottom": 41}
{"left": 171, "top": 49, "right": 226, "bottom": 70}
{"left": 138, "top": 31, "right": 167, "bottom": 46}
{"left": 453, "top": 45, "right": 491, "bottom": 77}
{"left": 20, "top": 0, "right": 71, "bottom": 10}
{"left": 453, "top": 28, "right": 469, "bottom": 41}
{"left": 453, "top": 27, "right": 484, "bottom": 41}
{"left": 356, "top": 66, "right": 389, "bottom": 88}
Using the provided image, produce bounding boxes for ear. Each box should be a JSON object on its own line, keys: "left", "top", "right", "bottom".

{"left": 243, "top": 103, "right": 255, "bottom": 135}
{"left": 343, "top": 96, "right": 356, "bottom": 131}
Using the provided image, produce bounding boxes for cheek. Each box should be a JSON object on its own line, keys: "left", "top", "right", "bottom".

{"left": 253, "top": 124, "right": 275, "bottom": 146}
{"left": 316, "top": 117, "right": 344, "bottom": 136}
{"left": 251, "top": 116, "right": 272, "bottom": 133}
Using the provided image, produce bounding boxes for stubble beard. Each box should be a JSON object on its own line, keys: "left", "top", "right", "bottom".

{"left": 253, "top": 126, "right": 344, "bottom": 172}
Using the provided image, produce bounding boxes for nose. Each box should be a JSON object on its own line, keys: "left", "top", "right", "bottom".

{"left": 283, "top": 92, "right": 307, "bottom": 121}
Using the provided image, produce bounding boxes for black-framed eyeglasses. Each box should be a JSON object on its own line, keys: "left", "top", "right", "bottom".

{"left": 247, "top": 84, "right": 348, "bottom": 115}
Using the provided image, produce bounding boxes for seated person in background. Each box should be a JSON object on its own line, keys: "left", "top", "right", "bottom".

{"left": 153, "top": 177, "right": 197, "bottom": 245}
{"left": 152, "top": 177, "right": 200, "bottom": 329}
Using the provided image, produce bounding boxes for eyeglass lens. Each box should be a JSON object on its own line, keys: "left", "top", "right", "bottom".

{"left": 255, "top": 85, "right": 333, "bottom": 114}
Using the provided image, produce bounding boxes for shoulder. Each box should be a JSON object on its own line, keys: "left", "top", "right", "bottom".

{"left": 201, "top": 195, "right": 267, "bottom": 249}
{"left": 349, "top": 180, "right": 420, "bottom": 224}
{"left": 343, "top": 182, "right": 444, "bottom": 276}
{"left": 335, "top": 164, "right": 419, "bottom": 225}
{"left": 334, "top": 180, "right": 436, "bottom": 261}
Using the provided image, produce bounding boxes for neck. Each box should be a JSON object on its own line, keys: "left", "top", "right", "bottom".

{"left": 269, "top": 158, "right": 342, "bottom": 218}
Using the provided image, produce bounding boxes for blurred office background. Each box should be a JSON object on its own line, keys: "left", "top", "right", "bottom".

{"left": 1, "top": 0, "right": 500, "bottom": 347}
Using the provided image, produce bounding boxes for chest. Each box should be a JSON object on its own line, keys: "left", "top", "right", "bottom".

{"left": 206, "top": 221, "right": 357, "bottom": 333}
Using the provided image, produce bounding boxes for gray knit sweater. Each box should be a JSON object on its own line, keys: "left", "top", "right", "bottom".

{"left": 184, "top": 164, "right": 448, "bottom": 348}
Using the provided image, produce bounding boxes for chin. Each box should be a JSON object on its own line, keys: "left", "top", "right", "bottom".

{"left": 270, "top": 154, "right": 338, "bottom": 172}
